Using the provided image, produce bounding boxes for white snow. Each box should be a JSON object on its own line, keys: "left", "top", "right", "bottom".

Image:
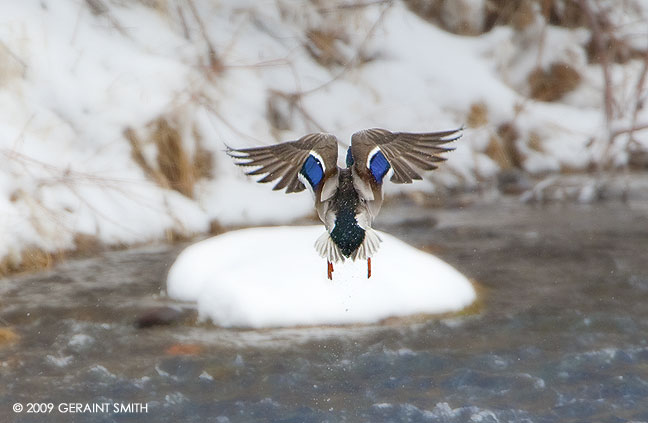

{"left": 166, "top": 226, "right": 476, "bottom": 328}
{"left": 0, "top": 0, "right": 646, "bottom": 264}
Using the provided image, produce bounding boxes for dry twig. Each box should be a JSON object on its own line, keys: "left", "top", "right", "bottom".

{"left": 579, "top": 0, "right": 615, "bottom": 133}
{"left": 624, "top": 48, "right": 648, "bottom": 145}
{"left": 186, "top": 0, "right": 222, "bottom": 72}
{"left": 298, "top": 0, "right": 393, "bottom": 97}
{"left": 85, "top": 0, "right": 129, "bottom": 38}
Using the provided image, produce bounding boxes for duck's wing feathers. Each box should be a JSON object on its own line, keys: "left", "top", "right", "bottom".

{"left": 227, "top": 133, "right": 339, "bottom": 196}
{"left": 350, "top": 127, "right": 461, "bottom": 184}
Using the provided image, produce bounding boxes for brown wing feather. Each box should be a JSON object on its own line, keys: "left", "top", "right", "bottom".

{"left": 227, "top": 133, "right": 339, "bottom": 193}
{"left": 350, "top": 127, "right": 461, "bottom": 184}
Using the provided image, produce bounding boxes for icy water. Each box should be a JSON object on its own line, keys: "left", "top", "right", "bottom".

{"left": 1, "top": 200, "right": 648, "bottom": 422}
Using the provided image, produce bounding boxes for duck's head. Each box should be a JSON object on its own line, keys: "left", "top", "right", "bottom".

{"left": 345, "top": 146, "right": 354, "bottom": 168}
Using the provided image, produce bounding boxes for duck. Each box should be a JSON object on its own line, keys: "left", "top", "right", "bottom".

{"left": 227, "top": 127, "right": 461, "bottom": 280}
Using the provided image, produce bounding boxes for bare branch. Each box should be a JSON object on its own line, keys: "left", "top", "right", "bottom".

{"left": 317, "top": 0, "right": 392, "bottom": 13}
{"left": 224, "top": 58, "right": 292, "bottom": 70}
{"left": 297, "top": 0, "right": 394, "bottom": 97}
{"left": 627, "top": 48, "right": 648, "bottom": 143}
{"left": 611, "top": 122, "right": 648, "bottom": 139}
{"left": 186, "top": 0, "right": 222, "bottom": 72}
{"left": 0, "top": 41, "right": 27, "bottom": 77}
{"left": 199, "top": 98, "right": 262, "bottom": 143}
{"left": 269, "top": 90, "right": 326, "bottom": 132}
{"left": 176, "top": 3, "right": 191, "bottom": 40}
{"left": 579, "top": 0, "right": 614, "bottom": 129}
{"left": 85, "top": 0, "right": 129, "bottom": 38}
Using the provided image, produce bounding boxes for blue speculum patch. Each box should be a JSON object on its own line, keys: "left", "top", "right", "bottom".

{"left": 369, "top": 150, "right": 390, "bottom": 183}
{"left": 300, "top": 154, "right": 324, "bottom": 188}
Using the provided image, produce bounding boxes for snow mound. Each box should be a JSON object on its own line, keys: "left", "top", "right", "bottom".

{"left": 167, "top": 226, "right": 476, "bottom": 328}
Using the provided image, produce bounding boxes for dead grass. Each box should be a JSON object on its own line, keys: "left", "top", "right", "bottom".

{"left": 0, "top": 247, "right": 61, "bottom": 277}
{"left": 16, "top": 248, "right": 56, "bottom": 271}
{"left": 0, "top": 240, "right": 106, "bottom": 277}
{"left": 404, "top": 0, "right": 483, "bottom": 35}
{"left": 404, "top": 0, "right": 613, "bottom": 35}
{"left": 485, "top": 0, "right": 586, "bottom": 31}
{"left": 483, "top": 0, "right": 521, "bottom": 31}
{"left": 153, "top": 118, "right": 195, "bottom": 198}
{"left": 0, "top": 328, "right": 20, "bottom": 347}
{"left": 628, "top": 148, "right": 648, "bottom": 170}
{"left": 0, "top": 41, "right": 27, "bottom": 83}
{"left": 192, "top": 125, "right": 214, "bottom": 179}
{"left": 135, "top": 0, "right": 169, "bottom": 14}
{"left": 72, "top": 233, "right": 104, "bottom": 258}
{"left": 545, "top": 0, "right": 587, "bottom": 28}
{"left": 266, "top": 91, "right": 293, "bottom": 133}
{"left": 486, "top": 126, "right": 549, "bottom": 170}
{"left": 586, "top": 32, "right": 642, "bottom": 65}
{"left": 527, "top": 131, "right": 544, "bottom": 152}
{"left": 208, "top": 219, "right": 225, "bottom": 235}
{"left": 163, "top": 227, "right": 195, "bottom": 243}
{"left": 0, "top": 218, "right": 226, "bottom": 277}
{"left": 406, "top": 0, "right": 532, "bottom": 34}
{"left": 404, "top": 0, "right": 606, "bottom": 37}
{"left": 580, "top": 1, "right": 647, "bottom": 65}
{"left": 486, "top": 136, "right": 512, "bottom": 169}
{"left": 498, "top": 122, "right": 523, "bottom": 167}
{"left": 485, "top": 122, "right": 523, "bottom": 169}
{"left": 0, "top": 115, "right": 219, "bottom": 277}
{"left": 467, "top": 102, "right": 489, "bottom": 128}
{"left": 124, "top": 127, "right": 166, "bottom": 187}
{"left": 528, "top": 62, "right": 582, "bottom": 102}
{"left": 510, "top": 0, "right": 536, "bottom": 31}
{"left": 305, "top": 29, "right": 349, "bottom": 68}
{"left": 406, "top": 0, "right": 646, "bottom": 70}
{"left": 125, "top": 116, "right": 214, "bottom": 199}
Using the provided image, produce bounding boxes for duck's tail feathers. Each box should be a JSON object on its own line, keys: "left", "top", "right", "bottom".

{"left": 351, "top": 228, "right": 382, "bottom": 261}
{"left": 315, "top": 229, "right": 382, "bottom": 263}
{"left": 315, "top": 232, "right": 344, "bottom": 263}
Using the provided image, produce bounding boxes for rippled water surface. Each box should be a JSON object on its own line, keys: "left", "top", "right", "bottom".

{"left": 2, "top": 200, "right": 648, "bottom": 422}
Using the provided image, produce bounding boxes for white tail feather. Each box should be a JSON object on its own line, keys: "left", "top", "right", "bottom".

{"left": 315, "top": 228, "right": 382, "bottom": 263}
{"left": 351, "top": 228, "right": 382, "bottom": 260}
{"left": 315, "top": 232, "right": 344, "bottom": 263}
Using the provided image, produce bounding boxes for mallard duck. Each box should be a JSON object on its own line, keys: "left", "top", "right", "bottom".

{"left": 227, "top": 128, "right": 461, "bottom": 280}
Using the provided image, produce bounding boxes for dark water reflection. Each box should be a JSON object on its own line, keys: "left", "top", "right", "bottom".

{"left": 1, "top": 200, "right": 648, "bottom": 422}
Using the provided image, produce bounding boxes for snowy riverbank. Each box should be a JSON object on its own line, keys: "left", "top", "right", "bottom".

{"left": 1, "top": 0, "right": 646, "bottom": 271}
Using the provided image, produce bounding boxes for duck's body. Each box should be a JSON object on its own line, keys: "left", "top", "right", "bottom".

{"left": 228, "top": 128, "right": 461, "bottom": 279}
{"left": 327, "top": 168, "right": 365, "bottom": 258}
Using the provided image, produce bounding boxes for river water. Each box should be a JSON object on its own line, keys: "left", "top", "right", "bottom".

{"left": 1, "top": 199, "right": 648, "bottom": 422}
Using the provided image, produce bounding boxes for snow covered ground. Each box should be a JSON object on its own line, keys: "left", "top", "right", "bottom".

{"left": 0, "top": 0, "right": 646, "bottom": 267}
{"left": 167, "top": 226, "right": 476, "bottom": 328}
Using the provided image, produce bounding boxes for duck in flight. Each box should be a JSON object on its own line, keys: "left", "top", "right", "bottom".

{"left": 227, "top": 127, "right": 461, "bottom": 280}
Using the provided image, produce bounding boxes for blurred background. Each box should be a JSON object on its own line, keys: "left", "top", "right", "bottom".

{"left": 0, "top": 0, "right": 646, "bottom": 270}
{"left": 2, "top": 1, "right": 648, "bottom": 422}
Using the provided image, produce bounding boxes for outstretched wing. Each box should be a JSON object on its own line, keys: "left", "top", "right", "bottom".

{"left": 350, "top": 127, "right": 461, "bottom": 184}
{"left": 227, "top": 132, "right": 339, "bottom": 194}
